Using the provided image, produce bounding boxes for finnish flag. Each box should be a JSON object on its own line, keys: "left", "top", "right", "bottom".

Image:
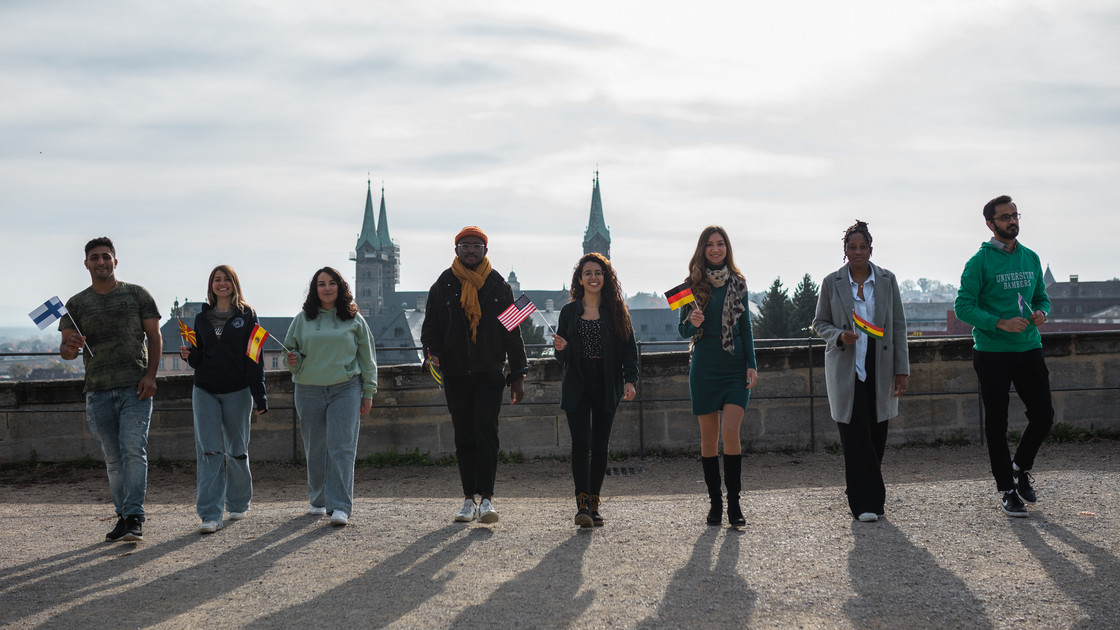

{"left": 29, "top": 296, "right": 69, "bottom": 330}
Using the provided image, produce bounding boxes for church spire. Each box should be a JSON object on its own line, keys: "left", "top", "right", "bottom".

{"left": 356, "top": 178, "right": 381, "bottom": 251}
{"left": 376, "top": 184, "right": 392, "bottom": 246}
{"left": 583, "top": 170, "right": 611, "bottom": 259}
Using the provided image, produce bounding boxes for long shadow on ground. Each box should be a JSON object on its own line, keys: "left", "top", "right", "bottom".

{"left": 637, "top": 528, "right": 756, "bottom": 627}
{"left": 1013, "top": 514, "right": 1120, "bottom": 629}
{"left": 32, "top": 517, "right": 329, "bottom": 628}
{"left": 246, "top": 523, "right": 486, "bottom": 627}
{"left": 845, "top": 520, "right": 992, "bottom": 629}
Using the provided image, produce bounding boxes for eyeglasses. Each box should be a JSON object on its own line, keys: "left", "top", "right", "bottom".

{"left": 456, "top": 243, "right": 485, "bottom": 252}
{"left": 994, "top": 212, "right": 1021, "bottom": 223}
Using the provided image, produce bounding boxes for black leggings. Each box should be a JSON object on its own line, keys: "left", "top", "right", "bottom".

{"left": 566, "top": 359, "right": 616, "bottom": 496}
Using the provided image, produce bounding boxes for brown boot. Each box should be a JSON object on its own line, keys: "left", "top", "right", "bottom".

{"left": 575, "top": 493, "right": 593, "bottom": 528}
{"left": 590, "top": 494, "right": 604, "bottom": 527}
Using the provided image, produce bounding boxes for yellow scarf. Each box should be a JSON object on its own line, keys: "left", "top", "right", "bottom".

{"left": 451, "top": 256, "right": 492, "bottom": 343}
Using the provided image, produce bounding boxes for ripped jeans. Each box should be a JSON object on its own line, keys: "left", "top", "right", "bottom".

{"left": 192, "top": 386, "right": 253, "bottom": 522}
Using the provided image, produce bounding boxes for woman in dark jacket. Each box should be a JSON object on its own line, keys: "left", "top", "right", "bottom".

{"left": 180, "top": 265, "right": 267, "bottom": 534}
{"left": 552, "top": 253, "right": 638, "bottom": 527}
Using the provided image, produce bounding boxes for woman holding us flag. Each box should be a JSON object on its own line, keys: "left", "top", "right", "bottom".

{"left": 812, "top": 220, "right": 909, "bottom": 524}
{"left": 552, "top": 252, "right": 638, "bottom": 528}
{"left": 178, "top": 265, "right": 268, "bottom": 535}
{"left": 678, "top": 226, "right": 758, "bottom": 528}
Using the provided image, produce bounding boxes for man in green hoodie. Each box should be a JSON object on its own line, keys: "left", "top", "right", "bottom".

{"left": 954, "top": 195, "right": 1054, "bottom": 518}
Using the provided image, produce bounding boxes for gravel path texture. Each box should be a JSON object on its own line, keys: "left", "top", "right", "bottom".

{"left": 1, "top": 441, "right": 1118, "bottom": 629}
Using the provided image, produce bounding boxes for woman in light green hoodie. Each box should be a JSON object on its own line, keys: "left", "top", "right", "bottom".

{"left": 285, "top": 267, "right": 377, "bottom": 526}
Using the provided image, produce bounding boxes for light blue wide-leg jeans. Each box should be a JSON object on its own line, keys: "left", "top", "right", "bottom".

{"left": 192, "top": 386, "right": 254, "bottom": 522}
{"left": 294, "top": 376, "right": 361, "bottom": 515}
{"left": 86, "top": 386, "right": 152, "bottom": 520}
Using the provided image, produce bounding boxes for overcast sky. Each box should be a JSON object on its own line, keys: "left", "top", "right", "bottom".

{"left": 3, "top": 0, "right": 1118, "bottom": 330}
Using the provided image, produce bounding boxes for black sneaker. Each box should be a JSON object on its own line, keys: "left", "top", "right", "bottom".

{"left": 122, "top": 515, "right": 144, "bottom": 541}
{"left": 1001, "top": 490, "right": 1028, "bottom": 517}
{"left": 105, "top": 517, "right": 128, "bottom": 542}
{"left": 1014, "top": 467, "right": 1037, "bottom": 504}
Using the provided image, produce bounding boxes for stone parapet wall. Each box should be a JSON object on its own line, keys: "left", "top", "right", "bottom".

{"left": 2, "top": 332, "right": 1118, "bottom": 463}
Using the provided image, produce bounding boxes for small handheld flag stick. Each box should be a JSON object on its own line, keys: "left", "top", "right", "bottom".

{"left": 269, "top": 332, "right": 293, "bottom": 355}
{"left": 531, "top": 310, "right": 557, "bottom": 336}
{"left": 67, "top": 313, "right": 94, "bottom": 357}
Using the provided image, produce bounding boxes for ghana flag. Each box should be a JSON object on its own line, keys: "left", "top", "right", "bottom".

{"left": 664, "top": 282, "right": 695, "bottom": 310}
{"left": 852, "top": 311, "right": 884, "bottom": 339}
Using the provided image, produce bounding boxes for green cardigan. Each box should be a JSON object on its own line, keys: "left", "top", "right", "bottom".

{"left": 554, "top": 301, "right": 639, "bottom": 413}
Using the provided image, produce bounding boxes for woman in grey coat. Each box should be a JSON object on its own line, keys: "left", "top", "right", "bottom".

{"left": 812, "top": 220, "right": 909, "bottom": 522}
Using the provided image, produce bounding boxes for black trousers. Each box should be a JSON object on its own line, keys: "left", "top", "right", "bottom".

{"left": 837, "top": 343, "right": 888, "bottom": 517}
{"left": 973, "top": 348, "right": 1054, "bottom": 491}
{"left": 566, "top": 359, "right": 616, "bottom": 496}
{"left": 443, "top": 371, "right": 506, "bottom": 498}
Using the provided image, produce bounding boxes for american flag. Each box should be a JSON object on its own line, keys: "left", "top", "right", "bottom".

{"left": 498, "top": 294, "right": 537, "bottom": 331}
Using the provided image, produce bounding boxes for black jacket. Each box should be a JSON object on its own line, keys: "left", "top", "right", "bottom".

{"left": 185, "top": 304, "right": 268, "bottom": 412}
{"left": 421, "top": 267, "right": 528, "bottom": 380}
{"left": 554, "top": 301, "right": 638, "bottom": 412}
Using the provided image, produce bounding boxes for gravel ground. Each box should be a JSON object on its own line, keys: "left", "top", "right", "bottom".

{"left": 1, "top": 441, "right": 1118, "bottom": 629}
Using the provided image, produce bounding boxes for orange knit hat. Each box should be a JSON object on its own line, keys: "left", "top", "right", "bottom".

{"left": 455, "top": 226, "right": 488, "bottom": 246}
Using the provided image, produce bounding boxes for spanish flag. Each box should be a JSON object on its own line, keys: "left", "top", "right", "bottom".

{"left": 852, "top": 311, "right": 884, "bottom": 339}
{"left": 246, "top": 323, "right": 269, "bottom": 362}
{"left": 664, "top": 282, "right": 696, "bottom": 310}
{"left": 177, "top": 318, "right": 197, "bottom": 347}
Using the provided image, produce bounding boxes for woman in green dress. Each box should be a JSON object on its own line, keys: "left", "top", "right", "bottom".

{"left": 678, "top": 226, "right": 759, "bottom": 527}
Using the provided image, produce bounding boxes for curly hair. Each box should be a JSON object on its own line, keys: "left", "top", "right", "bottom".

{"left": 302, "top": 266, "right": 358, "bottom": 321}
{"left": 569, "top": 253, "right": 633, "bottom": 340}
{"left": 686, "top": 226, "right": 744, "bottom": 311}
{"left": 842, "top": 220, "right": 873, "bottom": 261}
{"left": 206, "top": 264, "right": 250, "bottom": 312}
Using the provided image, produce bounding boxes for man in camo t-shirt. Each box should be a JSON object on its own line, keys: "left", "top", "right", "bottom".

{"left": 60, "top": 237, "right": 161, "bottom": 542}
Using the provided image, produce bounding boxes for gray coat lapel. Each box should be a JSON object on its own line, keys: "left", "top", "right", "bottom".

{"left": 835, "top": 265, "right": 855, "bottom": 326}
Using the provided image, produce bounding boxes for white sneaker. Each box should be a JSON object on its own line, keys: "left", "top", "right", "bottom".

{"left": 479, "top": 498, "right": 499, "bottom": 524}
{"left": 198, "top": 520, "right": 222, "bottom": 534}
{"left": 454, "top": 499, "right": 478, "bottom": 522}
{"left": 857, "top": 512, "right": 879, "bottom": 523}
{"left": 308, "top": 506, "right": 327, "bottom": 516}
{"left": 330, "top": 511, "right": 349, "bottom": 526}
{"left": 227, "top": 511, "right": 247, "bottom": 521}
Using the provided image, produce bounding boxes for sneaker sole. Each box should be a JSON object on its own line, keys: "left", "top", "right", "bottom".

{"left": 122, "top": 533, "right": 144, "bottom": 541}
{"left": 454, "top": 514, "right": 476, "bottom": 522}
{"left": 1002, "top": 506, "right": 1029, "bottom": 517}
{"left": 479, "top": 512, "right": 499, "bottom": 524}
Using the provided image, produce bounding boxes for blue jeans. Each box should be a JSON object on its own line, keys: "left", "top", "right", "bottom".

{"left": 295, "top": 376, "right": 362, "bottom": 515}
{"left": 86, "top": 386, "right": 153, "bottom": 520}
{"left": 193, "top": 386, "right": 253, "bottom": 522}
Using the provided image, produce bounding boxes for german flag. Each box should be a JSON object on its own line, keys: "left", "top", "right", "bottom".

{"left": 852, "top": 311, "right": 884, "bottom": 339}
{"left": 246, "top": 323, "right": 269, "bottom": 362}
{"left": 664, "top": 282, "right": 696, "bottom": 310}
{"left": 177, "top": 318, "right": 197, "bottom": 347}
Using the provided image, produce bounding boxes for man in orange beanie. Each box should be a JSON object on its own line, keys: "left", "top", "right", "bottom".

{"left": 421, "top": 227, "right": 528, "bottom": 524}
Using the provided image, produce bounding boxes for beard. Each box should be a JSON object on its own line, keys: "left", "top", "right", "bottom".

{"left": 993, "top": 223, "right": 1019, "bottom": 240}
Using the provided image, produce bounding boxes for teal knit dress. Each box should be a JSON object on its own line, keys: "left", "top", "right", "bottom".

{"left": 678, "top": 283, "right": 757, "bottom": 415}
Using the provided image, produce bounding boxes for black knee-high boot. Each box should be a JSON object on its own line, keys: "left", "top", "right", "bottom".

{"left": 701, "top": 456, "right": 722, "bottom": 525}
{"left": 725, "top": 454, "right": 745, "bottom": 527}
